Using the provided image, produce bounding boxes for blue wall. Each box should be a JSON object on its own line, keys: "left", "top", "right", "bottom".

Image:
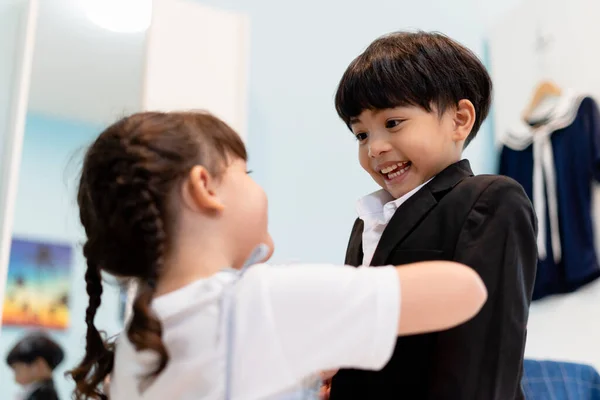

{"left": 0, "top": 113, "right": 122, "bottom": 399}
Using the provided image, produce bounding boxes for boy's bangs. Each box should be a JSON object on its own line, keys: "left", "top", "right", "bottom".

{"left": 335, "top": 56, "right": 435, "bottom": 126}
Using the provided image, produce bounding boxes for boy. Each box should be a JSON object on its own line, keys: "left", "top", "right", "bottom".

{"left": 6, "top": 331, "right": 64, "bottom": 400}
{"left": 328, "top": 31, "right": 537, "bottom": 400}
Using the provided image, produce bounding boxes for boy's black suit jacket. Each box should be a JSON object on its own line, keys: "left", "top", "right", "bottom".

{"left": 27, "top": 379, "right": 59, "bottom": 400}
{"left": 329, "top": 160, "right": 538, "bottom": 400}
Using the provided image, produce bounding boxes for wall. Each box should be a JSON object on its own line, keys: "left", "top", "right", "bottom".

{"left": 143, "top": 0, "right": 249, "bottom": 141}
{"left": 0, "top": 113, "right": 122, "bottom": 399}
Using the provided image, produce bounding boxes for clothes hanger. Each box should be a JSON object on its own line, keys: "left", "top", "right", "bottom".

{"left": 522, "top": 80, "right": 562, "bottom": 126}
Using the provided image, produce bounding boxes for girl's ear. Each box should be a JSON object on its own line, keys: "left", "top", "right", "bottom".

{"left": 182, "top": 165, "right": 225, "bottom": 212}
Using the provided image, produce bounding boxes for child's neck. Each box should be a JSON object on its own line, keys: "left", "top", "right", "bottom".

{"left": 34, "top": 373, "right": 52, "bottom": 383}
{"left": 155, "top": 234, "right": 234, "bottom": 296}
{"left": 30, "top": 366, "right": 53, "bottom": 384}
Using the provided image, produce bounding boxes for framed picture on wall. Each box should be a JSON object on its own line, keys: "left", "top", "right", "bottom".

{"left": 2, "top": 237, "right": 73, "bottom": 330}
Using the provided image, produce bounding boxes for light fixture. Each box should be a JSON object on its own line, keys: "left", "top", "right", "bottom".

{"left": 84, "top": 0, "right": 152, "bottom": 33}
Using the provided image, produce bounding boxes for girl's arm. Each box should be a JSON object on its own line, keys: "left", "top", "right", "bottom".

{"left": 395, "top": 261, "right": 487, "bottom": 335}
{"left": 232, "top": 260, "right": 486, "bottom": 398}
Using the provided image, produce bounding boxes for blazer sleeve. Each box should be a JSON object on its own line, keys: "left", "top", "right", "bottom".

{"left": 426, "top": 177, "right": 537, "bottom": 400}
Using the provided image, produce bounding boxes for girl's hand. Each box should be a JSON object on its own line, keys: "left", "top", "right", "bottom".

{"left": 320, "top": 369, "right": 338, "bottom": 381}
{"left": 319, "top": 370, "right": 337, "bottom": 400}
{"left": 319, "top": 383, "right": 331, "bottom": 400}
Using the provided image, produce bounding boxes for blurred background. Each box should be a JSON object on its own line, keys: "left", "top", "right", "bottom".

{"left": 1, "top": 0, "right": 599, "bottom": 398}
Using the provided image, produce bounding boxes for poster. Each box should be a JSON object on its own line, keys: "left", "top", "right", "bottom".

{"left": 2, "top": 237, "right": 72, "bottom": 330}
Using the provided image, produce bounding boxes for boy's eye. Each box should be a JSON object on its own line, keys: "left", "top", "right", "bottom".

{"left": 355, "top": 132, "right": 368, "bottom": 141}
{"left": 385, "top": 119, "right": 404, "bottom": 129}
{"left": 246, "top": 170, "right": 253, "bottom": 174}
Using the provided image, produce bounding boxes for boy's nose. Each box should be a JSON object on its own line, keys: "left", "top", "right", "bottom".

{"left": 368, "top": 139, "right": 391, "bottom": 158}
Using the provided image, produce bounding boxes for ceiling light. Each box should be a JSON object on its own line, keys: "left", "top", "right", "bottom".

{"left": 84, "top": 0, "right": 152, "bottom": 33}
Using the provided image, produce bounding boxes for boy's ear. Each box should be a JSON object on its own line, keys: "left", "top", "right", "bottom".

{"left": 452, "top": 99, "right": 476, "bottom": 142}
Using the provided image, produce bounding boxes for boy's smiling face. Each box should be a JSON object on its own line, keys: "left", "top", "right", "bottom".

{"left": 351, "top": 102, "right": 474, "bottom": 199}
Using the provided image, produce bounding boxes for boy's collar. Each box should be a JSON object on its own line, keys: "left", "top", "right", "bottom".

{"left": 19, "top": 380, "right": 47, "bottom": 398}
{"left": 356, "top": 189, "right": 394, "bottom": 219}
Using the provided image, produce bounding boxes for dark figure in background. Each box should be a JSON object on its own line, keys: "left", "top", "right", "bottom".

{"left": 6, "top": 331, "right": 64, "bottom": 400}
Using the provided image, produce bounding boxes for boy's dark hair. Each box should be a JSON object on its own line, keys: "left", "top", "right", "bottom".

{"left": 335, "top": 31, "right": 493, "bottom": 147}
{"left": 6, "top": 332, "right": 64, "bottom": 370}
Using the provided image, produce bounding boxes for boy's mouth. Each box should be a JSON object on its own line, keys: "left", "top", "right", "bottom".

{"left": 379, "top": 161, "right": 411, "bottom": 181}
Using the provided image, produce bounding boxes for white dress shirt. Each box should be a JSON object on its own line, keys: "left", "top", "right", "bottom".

{"left": 357, "top": 180, "right": 432, "bottom": 265}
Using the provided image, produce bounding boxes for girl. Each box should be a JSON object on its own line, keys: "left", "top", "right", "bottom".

{"left": 67, "top": 111, "right": 487, "bottom": 400}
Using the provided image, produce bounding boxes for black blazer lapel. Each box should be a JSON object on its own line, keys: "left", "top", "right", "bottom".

{"left": 369, "top": 159, "right": 474, "bottom": 266}
{"left": 345, "top": 218, "right": 364, "bottom": 266}
{"left": 370, "top": 188, "right": 438, "bottom": 266}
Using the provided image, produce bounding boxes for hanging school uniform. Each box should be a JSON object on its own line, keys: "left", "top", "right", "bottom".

{"left": 499, "top": 91, "right": 600, "bottom": 300}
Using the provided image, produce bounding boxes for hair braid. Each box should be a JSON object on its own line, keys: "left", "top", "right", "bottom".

{"left": 68, "top": 243, "right": 114, "bottom": 400}
{"left": 124, "top": 184, "right": 169, "bottom": 383}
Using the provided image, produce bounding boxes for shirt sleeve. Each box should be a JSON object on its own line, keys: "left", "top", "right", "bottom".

{"left": 231, "top": 263, "right": 399, "bottom": 398}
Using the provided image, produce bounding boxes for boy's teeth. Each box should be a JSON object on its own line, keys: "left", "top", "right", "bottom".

{"left": 381, "top": 162, "right": 407, "bottom": 174}
{"left": 387, "top": 163, "right": 410, "bottom": 179}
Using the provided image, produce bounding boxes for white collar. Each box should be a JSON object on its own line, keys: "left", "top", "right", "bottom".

{"left": 356, "top": 189, "right": 395, "bottom": 220}
{"left": 357, "top": 179, "right": 432, "bottom": 223}
{"left": 501, "top": 89, "right": 586, "bottom": 150}
{"left": 18, "top": 381, "right": 43, "bottom": 399}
